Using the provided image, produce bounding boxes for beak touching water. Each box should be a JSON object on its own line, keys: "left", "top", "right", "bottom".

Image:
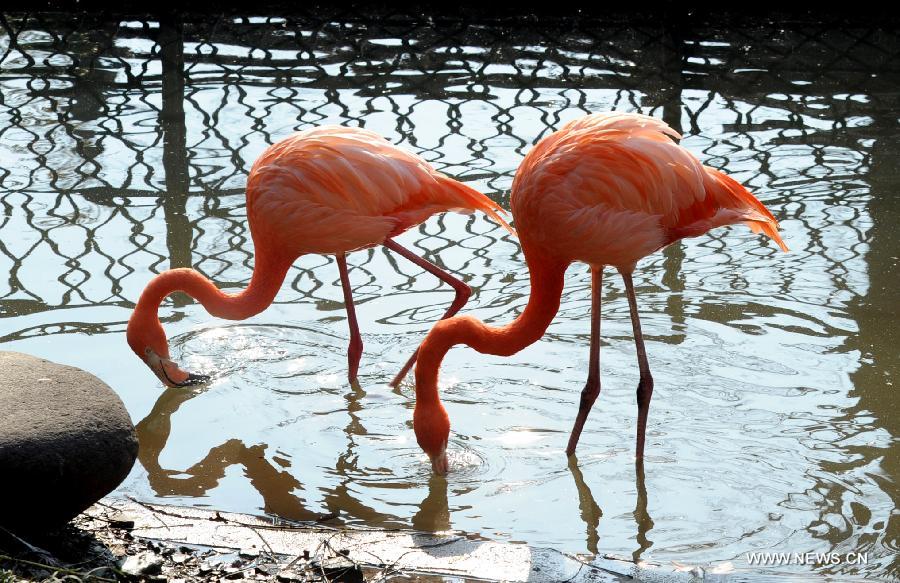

{"left": 145, "top": 348, "right": 210, "bottom": 388}
{"left": 430, "top": 444, "right": 449, "bottom": 476}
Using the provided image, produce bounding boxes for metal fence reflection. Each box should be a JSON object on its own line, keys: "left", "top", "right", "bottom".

{"left": 2, "top": 12, "right": 897, "bottom": 321}
{"left": 1, "top": 10, "right": 898, "bottom": 578}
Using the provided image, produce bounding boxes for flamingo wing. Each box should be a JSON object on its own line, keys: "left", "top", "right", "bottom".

{"left": 512, "top": 113, "right": 786, "bottom": 268}
{"left": 247, "top": 127, "right": 511, "bottom": 255}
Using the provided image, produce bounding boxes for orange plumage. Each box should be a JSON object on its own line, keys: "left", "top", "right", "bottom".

{"left": 127, "top": 126, "right": 511, "bottom": 388}
{"left": 246, "top": 126, "right": 510, "bottom": 256}
{"left": 413, "top": 112, "right": 787, "bottom": 474}
{"left": 511, "top": 112, "right": 786, "bottom": 271}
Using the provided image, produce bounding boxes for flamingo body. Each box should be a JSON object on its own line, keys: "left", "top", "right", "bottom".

{"left": 512, "top": 112, "right": 786, "bottom": 271}
{"left": 127, "top": 126, "right": 510, "bottom": 388}
{"left": 413, "top": 112, "right": 787, "bottom": 474}
{"left": 247, "top": 127, "right": 508, "bottom": 256}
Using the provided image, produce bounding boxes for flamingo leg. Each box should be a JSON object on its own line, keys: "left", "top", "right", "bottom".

{"left": 336, "top": 253, "right": 363, "bottom": 384}
{"left": 620, "top": 270, "right": 654, "bottom": 459}
{"left": 566, "top": 266, "right": 603, "bottom": 456}
{"left": 382, "top": 238, "right": 472, "bottom": 388}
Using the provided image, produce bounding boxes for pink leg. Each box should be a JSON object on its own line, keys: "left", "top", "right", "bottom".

{"left": 566, "top": 266, "right": 603, "bottom": 456}
{"left": 620, "top": 270, "right": 654, "bottom": 459}
{"left": 336, "top": 253, "right": 363, "bottom": 384}
{"left": 383, "top": 238, "right": 472, "bottom": 388}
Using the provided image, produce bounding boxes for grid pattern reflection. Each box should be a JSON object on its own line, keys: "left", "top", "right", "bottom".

{"left": 0, "top": 10, "right": 897, "bottom": 580}
{"left": 1, "top": 13, "right": 897, "bottom": 319}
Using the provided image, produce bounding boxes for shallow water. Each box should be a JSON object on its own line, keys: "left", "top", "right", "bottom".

{"left": 0, "top": 11, "right": 897, "bottom": 581}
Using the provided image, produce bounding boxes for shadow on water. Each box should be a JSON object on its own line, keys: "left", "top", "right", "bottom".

{"left": 0, "top": 7, "right": 898, "bottom": 580}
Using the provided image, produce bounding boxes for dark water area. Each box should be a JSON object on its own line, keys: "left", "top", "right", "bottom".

{"left": 0, "top": 10, "right": 897, "bottom": 581}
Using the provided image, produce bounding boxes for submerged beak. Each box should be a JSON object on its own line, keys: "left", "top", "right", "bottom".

{"left": 145, "top": 349, "right": 210, "bottom": 388}
{"left": 430, "top": 446, "right": 449, "bottom": 476}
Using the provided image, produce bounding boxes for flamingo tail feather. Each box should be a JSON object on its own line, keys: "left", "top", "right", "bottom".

{"left": 705, "top": 167, "right": 788, "bottom": 252}
{"left": 439, "top": 176, "right": 516, "bottom": 236}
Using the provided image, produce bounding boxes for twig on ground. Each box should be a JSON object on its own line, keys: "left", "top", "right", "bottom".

{"left": 124, "top": 497, "right": 174, "bottom": 531}
{"left": 245, "top": 525, "right": 277, "bottom": 558}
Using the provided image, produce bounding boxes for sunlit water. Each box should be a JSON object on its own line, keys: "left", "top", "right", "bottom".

{"left": 0, "top": 12, "right": 897, "bottom": 581}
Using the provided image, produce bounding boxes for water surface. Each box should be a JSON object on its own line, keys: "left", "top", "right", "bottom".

{"left": 0, "top": 11, "right": 897, "bottom": 581}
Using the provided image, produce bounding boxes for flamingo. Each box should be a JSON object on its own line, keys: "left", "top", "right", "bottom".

{"left": 412, "top": 112, "right": 788, "bottom": 474}
{"left": 127, "top": 126, "right": 511, "bottom": 388}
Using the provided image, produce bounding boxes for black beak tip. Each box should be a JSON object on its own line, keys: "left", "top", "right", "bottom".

{"left": 177, "top": 372, "right": 211, "bottom": 387}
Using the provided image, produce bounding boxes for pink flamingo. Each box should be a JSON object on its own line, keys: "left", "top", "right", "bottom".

{"left": 127, "top": 126, "right": 511, "bottom": 388}
{"left": 412, "top": 112, "right": 788, "bottom": 474}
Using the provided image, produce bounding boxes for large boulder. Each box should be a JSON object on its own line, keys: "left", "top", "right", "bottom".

{"left": 0, "top": 351, "right": 138, "bottom": 533}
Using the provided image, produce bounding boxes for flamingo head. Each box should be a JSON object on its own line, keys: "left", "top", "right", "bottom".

{"left": 414, "top": 405, "right": 450, "bottom": 475}
{"left": 126, "top": 314, "right": 208, "bottom": 388}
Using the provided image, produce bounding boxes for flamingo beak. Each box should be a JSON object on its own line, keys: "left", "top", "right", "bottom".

{"left": 144, "top": 348, "right": 210, "bottom": 388}
{"left": 430, "top": 445, "right": 449, "bottom": 476}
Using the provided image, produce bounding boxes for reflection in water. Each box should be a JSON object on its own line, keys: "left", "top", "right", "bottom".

{"left": 319, "top": 378, "right": 409, "bottom": 529}
{"left": 566, "top": 456, "right": 654, "bottom": 562}
{"left": 135, "top": 373, "right": 454, "bottom": 532}
{"left": 824, "top": 110, "right": 899, "bottom": 579}
{"left": 567, "top": 456, "right": 601, "bottom": 555}
{"left": 135, "top": 386, "right": 321, "bottom": 521}
{"left": 413, "top": 475, "right": 451, "bottom": 532}
{"left": 0, "top": 10, "right": 897, "bottom": 580}
{"left": 633, "top": 461, "right": 654, "bottom": 563}
{"left": 159, "top": 14, "right": 193, "bottom": 276}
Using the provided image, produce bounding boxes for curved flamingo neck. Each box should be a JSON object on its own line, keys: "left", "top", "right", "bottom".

{"left": 133, "top": 244, "right": 295, "bottom": 325}
{"left": 414, "top": 243, "right": 568, "bottom": 411}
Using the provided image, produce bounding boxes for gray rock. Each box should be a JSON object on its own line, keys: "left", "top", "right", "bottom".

{"left": 0, "top": 351, "right": 138, "bottom": 533}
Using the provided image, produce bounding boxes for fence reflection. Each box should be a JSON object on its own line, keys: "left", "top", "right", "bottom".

{"left": 1, "top": 12, "right": 896, "bottom": 323}
{"left": 1, "top": 8, "right": 897, "bottom": 578}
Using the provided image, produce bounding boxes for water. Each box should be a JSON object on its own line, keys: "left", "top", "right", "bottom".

{"left": 1, "top": 11, "right": 897, "bottom": 581}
